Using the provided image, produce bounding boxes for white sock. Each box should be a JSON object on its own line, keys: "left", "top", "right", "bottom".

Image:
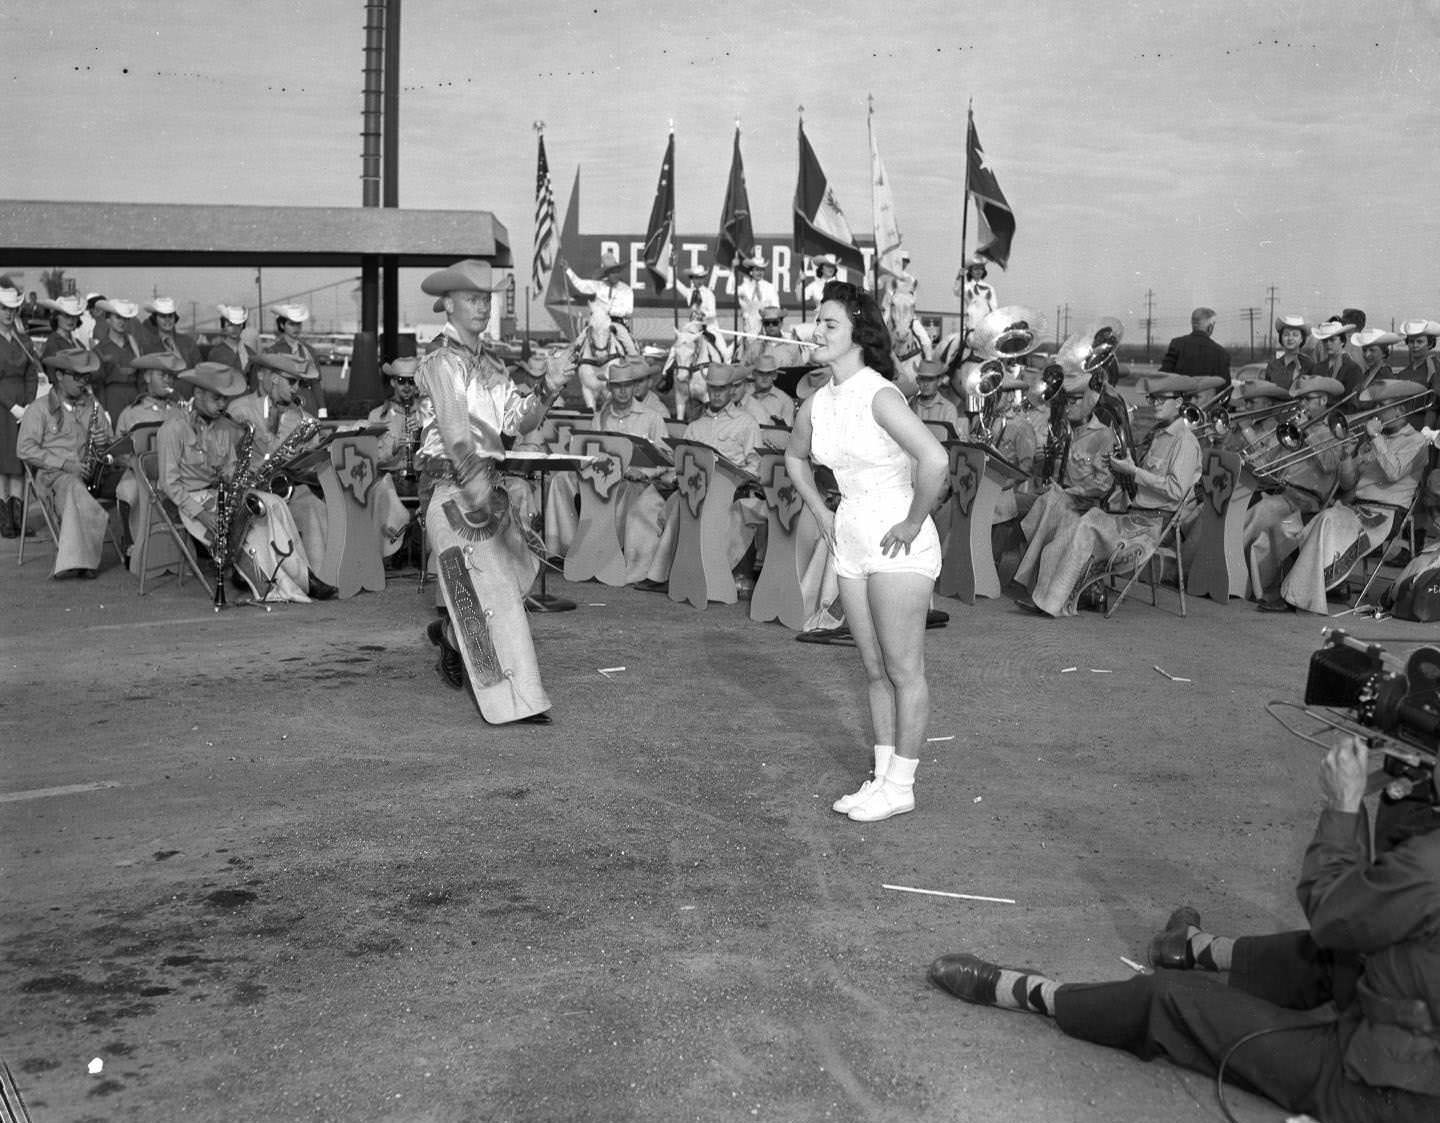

{"left": 886, "top": 755, "right": 919, "bottom": 789}
{"left": 872, "top": 744, "right": 894, "bottom": 781}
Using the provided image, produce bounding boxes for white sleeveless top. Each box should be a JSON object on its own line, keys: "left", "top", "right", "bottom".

{"left": 809, "top": 366, "right": 915, "bottom": 509}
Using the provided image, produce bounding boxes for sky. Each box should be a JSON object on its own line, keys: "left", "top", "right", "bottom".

{"left": 4, "top": 0, "right": 1440, "bottom": 347}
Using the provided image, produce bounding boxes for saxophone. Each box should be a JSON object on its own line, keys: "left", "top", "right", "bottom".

{"left": 80, "top": 392, "right": 109, "bottom": 494}
{"left": 212, "top": 416, "right": 323, "bottom": 608}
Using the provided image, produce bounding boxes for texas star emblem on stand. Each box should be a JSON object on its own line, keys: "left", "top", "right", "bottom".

{"left": 1199, "top": 451, "right": 1235, "bottom": 518}
{"left": 761, "top": 457, "right": 802, "bottom": 532}
{"left": 676, "top": 447, "right": 709, "bottom": 517}
{"left": 576, "top": 439, "right": 621, "bottom": 498}
{"left": 950, "top": 451, "right": 979, "bottom": 518}
{"left": 338, "top": 443, "right": 377, "bottom": 505}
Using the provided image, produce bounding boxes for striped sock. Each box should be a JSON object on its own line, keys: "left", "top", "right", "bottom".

{"left": 993, "top": 969, "right": 1060, "bottom": 1016}
{"left": 1190, "top": 931, "right": 1233, "bottom": 971}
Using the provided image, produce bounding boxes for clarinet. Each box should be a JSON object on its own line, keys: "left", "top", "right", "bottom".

{"left": 80, "top": 393, "right": 109, "bottom": 494}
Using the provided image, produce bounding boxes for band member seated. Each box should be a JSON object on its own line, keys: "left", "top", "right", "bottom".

{"left": 1263, "top": 314, "right": 1314, "bottom": 391}
{"left": 17, "top": 349, "right": 114, "bottom": 578}
{"left": 366, "top": 356, "right": 424, "bottom": 564}
{"left": 740, "top": 354, "right": 797, "bottom": 429}
{"left": 739, "top": 305, "right": 810, "bottom": 369}
{"left": 1246, "top": 376, "right": 1345, "bottom": 610}
{"left": 1016, "top": 374, "right": 1201, "bottom": 617}
{"left": 156, "top": 362, "right": 318, "bottom": 602}
{"left": 416, "top": 258, "right": 569, "bottom": 725}
{"left": 563, "top": 251, "right": 637, "bottom": 355}
{"left": 227, "top": 352, "right": 332, "bottom": 576}
{"left": 1012, "top": 366, "right": 1117, "bottom": 607}
{"left": 114, "top": 352, "right": 188, "bottom": 551}
{"left": 910, "top": 359, "right": 964, "bottom": 433}
{"left": 929, "top": 736, "right": 1440, "bottom": 1123}
{"left": 265, "top": 303, "right": 324, "bottom": 415}
{"left": 548, "top": 356, "right": 669, "bottom": 576}
{"left": 634, "top": 363, "right": 765, "bottom": 595}
{"left": 989, "top": 373, "right": 1038, "bottom": 523}
{"left": 1278, "top": 379, "right": 1431, "bottom": 614}
{"left": 795, "top": 363, "right": 834, "bottom": 403}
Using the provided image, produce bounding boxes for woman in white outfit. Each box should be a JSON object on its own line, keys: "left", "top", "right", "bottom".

{"left": 785, "top": 282, "right": 949, "bottom": 822}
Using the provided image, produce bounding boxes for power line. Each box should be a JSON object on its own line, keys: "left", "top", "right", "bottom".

{"left": 1239, "top": 306, "right": 1260, "bottom": 360}
{"left": 1264, "top": 285, "right": 1278, "bottom": 352}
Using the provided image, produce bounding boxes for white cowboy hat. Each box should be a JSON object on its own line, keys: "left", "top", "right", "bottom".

{"left": 143, "top": 296, "right": 179, "bottom": 316}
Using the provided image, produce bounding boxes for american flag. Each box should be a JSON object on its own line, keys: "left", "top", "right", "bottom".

{"left": 532, "top": 130, "right": 557, "bottom": 292}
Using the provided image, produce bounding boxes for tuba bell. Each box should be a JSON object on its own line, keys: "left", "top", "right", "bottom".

{"left": 970, "top": 305, "right": 1047, "bottom": 360}
{"left": 1057, "top": 317, "right": 1125, "bottom": 376}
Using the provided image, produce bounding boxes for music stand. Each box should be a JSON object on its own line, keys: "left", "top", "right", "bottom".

{"left": 502, "top": 450, "right": 595, "bottom": 612}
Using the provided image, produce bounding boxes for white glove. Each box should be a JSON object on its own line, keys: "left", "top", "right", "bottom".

{"left": 9, "top": 404, "right": 23, "bottom": 421}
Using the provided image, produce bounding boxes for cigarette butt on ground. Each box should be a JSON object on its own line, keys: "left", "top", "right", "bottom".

{"left": 1120, "top": 956, "right": 1146, "bottom": 973}
{"left": 597, "top": 666, "right": 626, "bottom": 675}
{"left": 926, "top": 735, "right": 955, "bottom": 743}
{"left": 882, "top": 883, "right": 1017, "bottom": 905}
{"left": 1090, "top": 668, "right": 1112, "bottom": 674}
{"left": 1061, "top": 666, "right": 1078, "bottom": 673}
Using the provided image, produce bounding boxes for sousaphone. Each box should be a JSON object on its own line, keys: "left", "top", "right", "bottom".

{"left": 1057, "top": 317, "right": 1125, "bottom": 375}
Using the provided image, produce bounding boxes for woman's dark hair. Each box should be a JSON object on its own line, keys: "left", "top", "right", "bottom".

{"left": 820, "top": 280, "right": 897, "bottom": 381}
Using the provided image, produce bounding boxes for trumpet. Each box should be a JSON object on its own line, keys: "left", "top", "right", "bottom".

{"left": 1274, "top": 401, "right": 1352, "bottom": 451}
{"left": 1178, "top": 402, "right": 1231, "bottom": 441}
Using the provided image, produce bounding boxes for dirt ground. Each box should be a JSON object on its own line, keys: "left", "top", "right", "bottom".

{"left": 2, "top": 533, "right": 1435, "bottom": 1123}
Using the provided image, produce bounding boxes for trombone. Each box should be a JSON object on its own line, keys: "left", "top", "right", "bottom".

{"left": 1178, "top": 402, "right": 1230, "bottom": 442}
{"left": 1259, "top": 394, "right": 1434, "bottom": 474}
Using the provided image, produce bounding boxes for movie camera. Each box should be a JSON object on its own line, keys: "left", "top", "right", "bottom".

{"left": 1268, "top": 629, "right": 1440, "bottom": 798}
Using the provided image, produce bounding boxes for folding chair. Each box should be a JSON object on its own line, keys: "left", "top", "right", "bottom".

{"left": 1334, "top": 495, "right": 1422, "bottom": 616}
{"left": 17, "top": 463, "right": 124, "bottom": 568}
{"left": 134, "top": 450, "right": 214, "bottom": 598}
{"left": 1100, "top": 498, "right": 1195, "bottom": 619}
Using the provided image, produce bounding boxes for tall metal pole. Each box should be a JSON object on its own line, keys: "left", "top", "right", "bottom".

{"left": 381, "top": 0, "right": 401, "bottom": 369}
{"left": 958, "top": 100, "right": 972, "bottom": 348}
{"left": 358, "top": 0, "right": 384, "bottom": 408}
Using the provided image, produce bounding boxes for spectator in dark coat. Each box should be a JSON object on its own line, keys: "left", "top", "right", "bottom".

{"left": 1159, "top": 307, "right": 1231, "bottom": 380}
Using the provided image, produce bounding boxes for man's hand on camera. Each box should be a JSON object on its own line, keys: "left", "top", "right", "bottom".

{"left": 1321, "top": 736, "right": 1369, "bottom": 814}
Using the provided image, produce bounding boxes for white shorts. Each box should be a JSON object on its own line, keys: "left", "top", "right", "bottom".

{"left": 833, "top": 501, "right": 943, "bottom": 581}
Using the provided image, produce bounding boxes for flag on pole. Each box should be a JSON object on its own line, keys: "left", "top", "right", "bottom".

{"left": 715, "top": 125, "right": 754, "bottom": 269}
{"left": 532, "top": 127, "right": 557, "bottom": 292}
{"left": 793, "top": 121, "right": 865, "bottom": 272}
{"left": 966, "top": 110, "right": 1015, "bottom": 269}
{"left": 642, "top": 131, "right": 676, "bottom": 292}
{"left": 868, "top": 102, "right": 905, "bottom": 279}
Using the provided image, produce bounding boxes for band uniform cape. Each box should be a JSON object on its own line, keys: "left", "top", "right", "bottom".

{"left": 416, "top": 328, "right": 549, "bottom": 723}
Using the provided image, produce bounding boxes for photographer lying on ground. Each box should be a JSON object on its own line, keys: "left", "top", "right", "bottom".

{"left": 930, "top": 736, "right": 1439, "bottom": 1122}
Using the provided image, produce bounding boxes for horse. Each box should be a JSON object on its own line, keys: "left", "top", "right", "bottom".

{"left": 886, "top": 290, "right": 932, "bottom": 389}
{"left": 568, "top": 305, "right": 638, "bottom": 409}
{"left": 663, "top": 321, "right": 731, "bottom": 421}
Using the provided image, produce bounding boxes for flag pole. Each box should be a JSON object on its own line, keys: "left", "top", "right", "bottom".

{"left": 797, "top": 107, "right": 807, "bottom": 327}
{"left": 869, "top": 94, "right": 880, "bottom": 298}
{"left": 959, "top": 99, "right": 973, "bottom": 346}
{"left": 523, "top": 284, "right": 531, "bottom": 359}
{"left": 671, "top": 120, "right": 679, "bottom": 330}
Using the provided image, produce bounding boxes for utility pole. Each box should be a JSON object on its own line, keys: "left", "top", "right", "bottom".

{"left": 1142, "top": 288, "right": 1155, "bottom": 362}
{"left": 1264, "top": 285, "right": 1278, "bottom": 352}
{"left": 1061, "top": 303, "right": 1070, "bottom": 341}
{"left": 1240, "top": 307, "right": 1260, "bottom": 359}
{"left": 1055, "top": 304, "right": 1061, "bottom": 346}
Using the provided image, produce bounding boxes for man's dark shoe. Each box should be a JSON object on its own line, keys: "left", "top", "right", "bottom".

{"left": 925, "top": 609, "right": 949, "bottom": 629}
{"left": 1256, "top": 598, "right": 1293, "bottom": 613}
{"left": 515, "top": 711, "right": 552, "bottom": 725}
{"left": 308, "top": 572, "right": 338, "bottom": 601}
{"left": 1149, "top": 906, "right": 1202, "bottom": 969}
{"left": 632, "top": 578, "right": 668, "bottom": 593}
{"left": 1077, "top": 585, "right": 1107, "bottom": 613}
{"left": 0, "top": 498, "right": 15, "bottom": 538}
{"left": 928, "top": 953, "right": 1002, "bottom": 1005}
{"left": 426, "top": 618, "right": 465, "bottom": 690}
{"left": 1014, "top": 596, "right": 1046, "bottom": 616}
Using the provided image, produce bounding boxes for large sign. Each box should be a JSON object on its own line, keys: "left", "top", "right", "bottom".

{"left": 544, "top": 172, "right": 875, "bottom": 326}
